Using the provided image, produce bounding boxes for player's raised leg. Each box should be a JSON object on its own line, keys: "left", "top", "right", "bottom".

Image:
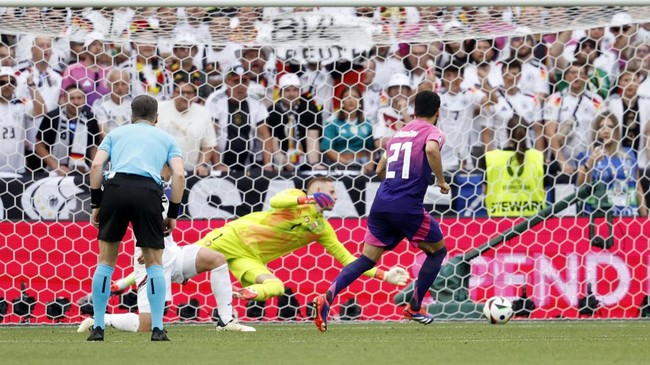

{"left": 403, "top": 211, "right": 447, "bottom": 325}
{"left": 315, "top": 209, "right": 406, "bottom": 333}
{"left": 315, "top": 244, "right": 385, "bottom": 333}
{"left": 226, "top": 255, "right": 286, "bottom": 303}
{"left": 237, "top": 276, "right": 285, "bottom": 302}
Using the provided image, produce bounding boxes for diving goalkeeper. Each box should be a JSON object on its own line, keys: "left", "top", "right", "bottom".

{"left": 111, "top": 176, "right": 409, "bottom": 303}
{"left": 79, "top": 194, "right": 255, "bottom": 333}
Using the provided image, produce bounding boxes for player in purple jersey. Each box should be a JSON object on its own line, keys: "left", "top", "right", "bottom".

{"left": 314, "top": 90, "right": 449, "bottom": 333}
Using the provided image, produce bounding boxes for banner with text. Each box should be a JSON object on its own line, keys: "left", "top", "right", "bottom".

{"left": 0, "top": 172, "right": 460, "bottom": 221}
{"left": 1, "top": 218, "right": 648, "bottom": 324}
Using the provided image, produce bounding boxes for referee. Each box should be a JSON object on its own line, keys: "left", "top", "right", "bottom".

{"left": 87, "top": 95, "right": 185, "bottom": 342}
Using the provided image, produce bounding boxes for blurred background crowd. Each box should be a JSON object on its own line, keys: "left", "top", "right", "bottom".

{"left": 0, "top": 6, "right": 648, "bottom": 217}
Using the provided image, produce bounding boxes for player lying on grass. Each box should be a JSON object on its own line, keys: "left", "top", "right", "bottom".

{"left": 78, "top": 195, "right": 255, "bottom": 333}
{"left": 314, "top": 90, "right": 449, "bottom": 333}
{"left": 106, "top": 176, "right": 410, "bottom": 308}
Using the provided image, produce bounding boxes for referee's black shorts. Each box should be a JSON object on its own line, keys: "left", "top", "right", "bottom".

{"left": 98, "top": 173, "right": 165, "bottom": 249}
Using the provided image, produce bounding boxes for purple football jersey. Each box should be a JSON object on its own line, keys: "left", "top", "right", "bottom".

{"left": 371, "top": 118, "right": 445, "bottom": 214}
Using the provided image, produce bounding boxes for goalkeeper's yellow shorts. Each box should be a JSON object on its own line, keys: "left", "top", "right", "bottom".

{"left": 194, "top": 227, "right": 272, "bottom": 287}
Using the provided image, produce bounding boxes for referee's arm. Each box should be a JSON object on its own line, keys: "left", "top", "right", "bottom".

{"left": 164, "top": 156, "right": 186, "bottom": 236}
{"left": 89, "top": 150, "right": 110, "bottom": 227}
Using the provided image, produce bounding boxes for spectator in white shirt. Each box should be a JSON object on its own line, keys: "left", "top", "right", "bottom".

{"left": 174, "top": 7, "right": 211, "bottom": 69}
{"left": 0, "top": 43, "right": 15, "bottom": 69}
{"left": 544, "top": 63, "right": 605, "bottom": 175}
{"left": 370, "top": 44, "right": 407, "bottom": 89}
{"left": 461, "top": 38, "right": 503, "bottom": 90}
{"left": 404, "top": 43, "right": 437, "bottom": 87}
{"left": 361, "top": 58, "right": 381, "bottom": 123}
{"left": 374, "top": 73, "right": 414, "bottom": 148}
{"left": 550, "top": 32, "right": 614, "bottom": 99}
{"left": 83, "top": 7, "right": 134, "bottom": 38}
{"left": 205, "top": 65, "right": 271, "bottom": 172}
{"left": 17, "top": 37, "right": 62, "bottom": 113}
{"left": 92, "top": 68, "right": 132, "bottom": 139}
{"left": 123, "top": 26, "right": 173, "bottom": 101}
{"left": 0, "top": 67, "right": 45, "bottom": 174}
{"left": 438, "top": 61, "right": 499, "bottom": 172}
{"left": 265, "top": 73, "right": 325, "bottom": 172}
{"left": 299, "top": 61, "right": 335, "bottom": 122}
{"left": 605, "top": 70, "right": 650, "bottom": 160}
{"left": 237, "top": 46, "right": 276, "bottom": 107}
{"left": 157, "top": 81, "right": 216, "bottom": 177}
{"left": 15, "top": 37, "right": 63, "bottom": 169}
{"left": 504, "top": 33, "right": 550, "bottom": 102}
{"left": 482, "top": 60, "right": 542, "bottom": 151}
{"left": 154, "top": 7, "right": 180, "bottom": 59}
{"left": 626, "top": 42, "right": 650, "bottom": 97}
{"left": 36, "top": 84, "right": 96, "bottom": 175}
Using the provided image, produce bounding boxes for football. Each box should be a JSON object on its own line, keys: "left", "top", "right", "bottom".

{"left": 483, "top": 296, "right": 514, "bottom": 324}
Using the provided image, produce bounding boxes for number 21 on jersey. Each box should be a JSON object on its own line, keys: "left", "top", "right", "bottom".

{"left": 385, "top": 142, "right": 412, "bottom": 179}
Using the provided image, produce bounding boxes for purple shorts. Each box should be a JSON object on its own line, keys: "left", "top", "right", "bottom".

{"left": 364, "top": 209, "right": 444, "bottom": 250}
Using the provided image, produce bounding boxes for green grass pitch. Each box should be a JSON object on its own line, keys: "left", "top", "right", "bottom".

{"left": 2, "top": 321, "right": 649, "bottom": 365}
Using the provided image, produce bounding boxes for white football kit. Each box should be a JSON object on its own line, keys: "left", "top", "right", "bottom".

{"left": 92, "top": 95, "right": 132, "bottom": 134}
{"left": 544, "top": 89, "right": 604, "bottom": 165}
{"left": 438, "top": 88, "right": 485, "bottom": 171}
{"left": 374, "top": 105, "right": 415, "bottom": 143}
{"left": 0, "top": 100, "right": 31, "bottom": 174}
{"left": 483, "top": 90, "right": 541, "bottom": 149}
{"left": 519, "top": 60, "right": 550, "bottom": 97}
{"left": 133, "top": 236, "right": 201, "bottom": 313}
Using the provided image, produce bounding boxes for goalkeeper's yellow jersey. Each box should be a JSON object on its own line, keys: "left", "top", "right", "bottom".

{"left": 223, "top": 188, "right": 377, "bottom": 277}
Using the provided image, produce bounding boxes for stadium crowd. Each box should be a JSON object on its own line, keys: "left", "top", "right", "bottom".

{"left": 0, "top": 6, "right": 648, "bottom": 217}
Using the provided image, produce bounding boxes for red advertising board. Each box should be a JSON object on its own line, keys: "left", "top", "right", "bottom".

{"left": 1, "top": 218, "right": 648, "bottom": 323}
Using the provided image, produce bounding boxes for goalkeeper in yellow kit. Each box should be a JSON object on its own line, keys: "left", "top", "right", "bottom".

{"left": 198, "top": 176, "right": 409, "bottom": 301}
{"left": 109, "top": 176, "right": 408, "bottom": 304}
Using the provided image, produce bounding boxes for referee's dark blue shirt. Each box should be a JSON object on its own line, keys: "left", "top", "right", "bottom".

{"left": 98, "top": 122, "right": 182, "bottom": 185}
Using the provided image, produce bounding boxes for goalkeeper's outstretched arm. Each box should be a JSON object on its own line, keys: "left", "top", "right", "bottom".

{"left": 270, "top": 188, "right": 334, "bottom": 210}
{"left": 269, "top": 189, "right": 306, "bottom": 208}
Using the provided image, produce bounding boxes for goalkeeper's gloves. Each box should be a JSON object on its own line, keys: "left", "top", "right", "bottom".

{"left": 110, "top": 283, "right": 125, "bottom": 296}
{"left": 110, "top": 273, "right": 136, "bottom": 295}
{"left": 298, "top": 192, "right": 335, "bottom": 209}
{"left": 376, "top": 266, "right": 410, "bottom": 286}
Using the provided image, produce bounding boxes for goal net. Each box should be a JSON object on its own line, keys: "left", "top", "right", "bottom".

{"left": 1, "top": 5, "right": 650, "bottom": 325}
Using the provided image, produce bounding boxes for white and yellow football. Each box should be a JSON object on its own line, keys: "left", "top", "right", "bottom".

{"left": 483, "top": 296, "right": 514, "bottom": 324}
